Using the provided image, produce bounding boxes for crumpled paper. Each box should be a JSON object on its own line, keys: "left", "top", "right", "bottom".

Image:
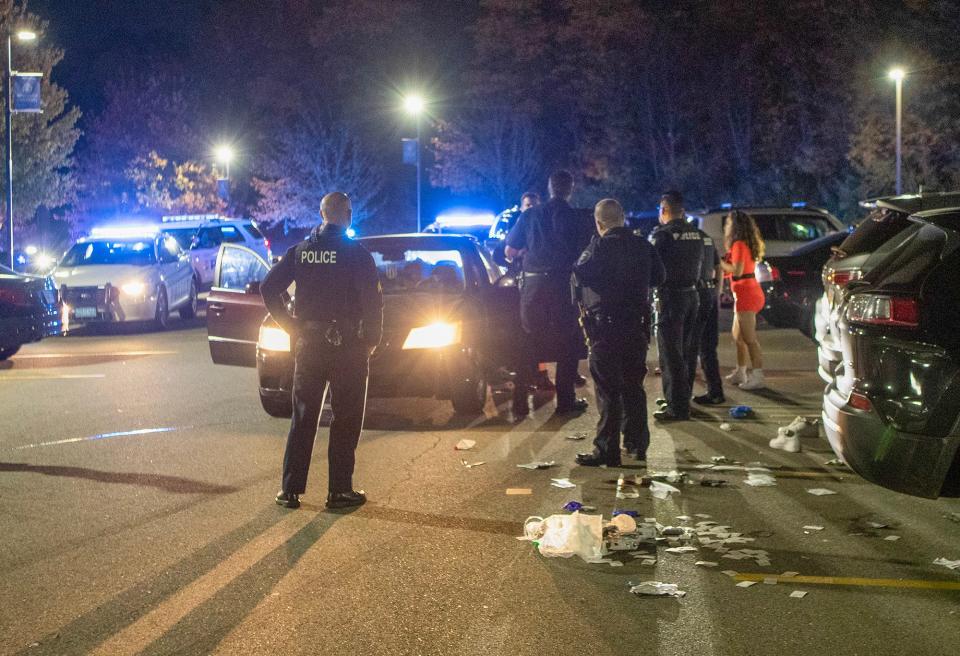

{"left": 517, "top": 461, "right": 556, "bottom": 470}
{"left": 744, "top": 473, "right": 777, "bottom": 487}
{"left": 650, "top": 480, "right": 681, "bottom": 499}
{"left": 806, "top": 488, "right": 838, "bottom": 496}
{"left": 454, "top": 439, "right": 476, "bottom": 450}
{"left": 629, "top": 581, "right": 687, "bottom": 598}
{"left": 933, "top": 557, "right": 960, "bottom": 571}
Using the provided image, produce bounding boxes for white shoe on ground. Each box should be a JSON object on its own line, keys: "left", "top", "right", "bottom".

{"left": 769, "top": 433, "right": 801, "bottom": 452}
{"left": 782, "top": 416, "right": 819, "bottom": 438}
{"left": 725, "top": 368, "right": 747, "bottom": 385}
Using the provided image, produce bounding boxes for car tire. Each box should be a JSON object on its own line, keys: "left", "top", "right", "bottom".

{"left": 0, "top": 345, "right": 20, "bottom": 361}
{"left": 260, "top": 391, "right": 293, "bottom": 418}
{"left": 451, "top": 370, "right": 487, "bottom": 415}
{"left": 153, "top": 286, "right": 169, "bottom": 330}
{"left": 179, "top": 278, "right": 198, "bottom": 320}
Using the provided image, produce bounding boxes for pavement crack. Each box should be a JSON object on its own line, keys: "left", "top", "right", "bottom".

{"left": 378, "top": 432, "right": 445, "bottom": 505}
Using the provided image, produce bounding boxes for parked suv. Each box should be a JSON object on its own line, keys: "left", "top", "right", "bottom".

{"left": 816, "top": 192, "right": 960, "bottom": 383}
{"left": 160, "top": 215, "right": 271, "bottom": 290}
{"left": 823, "top": 208, "right": 960, "bottom": 498}
{"left": 691, "top": 204, "right": 844, "bottom": 257}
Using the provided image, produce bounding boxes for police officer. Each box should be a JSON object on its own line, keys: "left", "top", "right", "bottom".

{"left": 572, "top": 199, "right": 665, "bottom": 466}
{"left": 505, "top": 170, "right": 593, "bottom": 417}
{"left": 261, "top": 192, "right": 383, "bottom": 510}
{"left": 650, "top": 190, "right": 702, "bottom": 421}
{"left": 689, "top": 226, "right": 725, "bottom": 405}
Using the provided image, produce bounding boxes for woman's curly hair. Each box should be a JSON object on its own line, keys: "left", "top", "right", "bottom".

{"left": 724, "top": 210, "right": 765, "bottom": 261}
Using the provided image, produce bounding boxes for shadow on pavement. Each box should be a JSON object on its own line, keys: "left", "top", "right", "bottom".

{"left": 0, "top": 462, "right": 239, "bottom": 494}
{"left": 1, "top": 352, "right": 160, "bottom": 369}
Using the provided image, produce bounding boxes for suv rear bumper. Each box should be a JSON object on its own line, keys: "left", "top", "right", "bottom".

{"left": 823, "top": 385, "right": 960, "bottom": 498}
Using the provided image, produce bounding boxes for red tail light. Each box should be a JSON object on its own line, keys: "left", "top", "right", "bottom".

{"left": 846, "top": 293, "right": 919, "bottom": 328}
{"left": 264, "top": 238, "right": 271, "bottom": 249}
{"left": 768, "top": 265, "right": 781, "bottom": 281}
{"left": 830, "top": 269, "right": 862, "bottom": 287}
{"left": 848, "top": 391, "right": 873, "bottom": 411}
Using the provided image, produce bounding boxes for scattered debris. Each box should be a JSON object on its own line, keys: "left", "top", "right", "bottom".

{"left": 608, "top": 561, "right": 624, "bottom": 567}
{"left": 933, "top": 557, "right": 960, "bottom": 571}
{"left": 676, "top": 515, "right": 692, "bottom": 521}
{"left": 781, "top": 571, "right": 799, "bottom": 578}
{"left": 506, "top": 488, "right": 533, "bottom": 495}
{"left": 779, "top": 416, "right": 820, "bottom": 438}
{"left": 711, "top": 456, "right": 734, "bottom": 464}
{"left": 945, "top": 512, "right": 960, "bottom": 524}
{"left": 700, "top": 478, "right": 729, "bottom": 487}
{"left": 665, "top": 546, "right": 699, "bottom": 554}
{"left": 824, "top": 458, "right": 846, "bottom": 467}
{"left": 648, "top": 470, "right": 686, "bottom": 484}
{"left": 650, "top": 480, "right": 681, "bottom": 499}
{"left": 612, "top": 509, "right": 640, "bottom": 518}
{"left": 718, "top": 422, "right": 733, "bottom": 431}
{"left": 517, "top": 461, "right": 556, "bottom": 470}
{"left": 695, "top": 513, "right": 712, "bottom": 519}
{"left": 722, "top": 570, "right": 739, "bottom": 578}
{"left": 562, "top": 501, "right": 596, "bottom": 512}
{"left": 744, "top": 473, "right": 777, "bottom": 487}
{"left": 865, "top": 521, "right": 889, "bottom": 529}
{"left": 807, "top": 488, "right": 838, "bottom": 496}
{"left": 611, "top": 514, "right": 638, "bottom": 533}
{"left": 550, "top": 478, "right": 577, "bottom": 489}
{"left": 729, "top": 405, "right": 754, "bottom": 419}
{"left": 884, "top": 535, "right": 901, "bottom": 542}
{"left": 455, "top": 439, "right": 477, "bottom": 450}
{"left": 736, "top": 581, "right": 757, "bottom": 588}
{"left": 790, "top": 590, "right": 809, "bottom": 599}
{"left": 803, "top": 525, "right": 824, "bottom": 532}
{"left": 763, "top": 577, "right": 778, "bottom": 585}
{"left": 640, "top": 558, "right": 658, "bottom": 566}
{"left": 534, "top": 512, "right": 604, "bottom": 561}
{"left": 695, "top": 561, "right": 719, "bottom": 567}
{"left": 565, "top": 433, "right": 587, "bottom": 441}
{"left": 629, "top": 581, "right": 687, "bottom": 598}
{"left": 460, "top": 459, "right": 486, "bottom": 469}
{"left": 518, "top": 516, "right": 546, "bottom": 541}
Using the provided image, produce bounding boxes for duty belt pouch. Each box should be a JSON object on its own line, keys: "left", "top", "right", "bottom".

{"left": 324, "top": 321, "right": 343, "bottom": 347}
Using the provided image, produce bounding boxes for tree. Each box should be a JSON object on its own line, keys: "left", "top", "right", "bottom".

{"left": 0, "top": 1, "right": 81, "bottom": 232}
{"left": 127, "top": 151, "right": 225, "bottom": 215}
{"left": 431, "top": 110, "right": 543, "bottom": 206}
{"left": 252, "top": 114, "right": 384, "bottom": 230}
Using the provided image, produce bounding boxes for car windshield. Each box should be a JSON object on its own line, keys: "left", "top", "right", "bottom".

{"left": 837, "top": 208, "right": 912, "bottom": 257}
{"left": 751, "top": 213, "right": 836, "bottom": 242}
{"left": 162, "top": 227, "right": 199, "bottom": 250}
{"left": 60, "top": 240, "right": 156, "bottom": 267}
{"left": 366, "top": 245, "right": 466, "bottom": 294}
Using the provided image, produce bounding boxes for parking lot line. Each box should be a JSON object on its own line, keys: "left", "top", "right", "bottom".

{"left": 735, "top": 573, "right": 960, "bottom": 591}
{"left": 12, "top": 350, "right": 178, "bottom": 358}
{"left": 15, "top": 427, "right": 178, "bottom": 449}
{"left": 0, "top": 373, "right": 106, "bottom": 381}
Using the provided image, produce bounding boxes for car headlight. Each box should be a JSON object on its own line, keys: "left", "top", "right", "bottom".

{"left": 402, "top": 321, "right": 462, "bottom": 350}
{"left": 121, "top": 281, "right": 147, "bottom": 296}
{"left": 259, "top": 325, "right": 291, "bottom": 352}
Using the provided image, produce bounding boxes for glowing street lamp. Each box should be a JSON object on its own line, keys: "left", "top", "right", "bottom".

{"left": 214, "top": 144, "right": 235, "bottom": 179}
{"left": 888, "top": 67, "right": 906, "bottom": 195}
{"left": 402, "top": 93, "right": 426, "bottom": 232}
{"left": 5, "top": 29, "right": 39, "bottom": 269}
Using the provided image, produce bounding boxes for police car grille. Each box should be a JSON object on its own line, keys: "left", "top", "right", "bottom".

{"left": 62, "top": 286, "right": 107, "bottom": 306}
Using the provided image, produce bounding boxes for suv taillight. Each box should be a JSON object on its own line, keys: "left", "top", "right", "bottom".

{"left": 846, "top": 293, "right": 919, "bottom": 328}
{"left": 830, "top": 269, "right": 861, "bottom": 287}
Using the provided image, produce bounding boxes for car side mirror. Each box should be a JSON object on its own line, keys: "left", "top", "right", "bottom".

{"left": 245, "top": 280, "right": 262, "bottom": 295}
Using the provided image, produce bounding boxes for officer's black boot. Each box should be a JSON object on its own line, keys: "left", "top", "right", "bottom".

{"left": 275, "top": 491, "right": 301, "bottom": 509}
{"left": 327, "top": 490, "right": 366, "bottom": 509}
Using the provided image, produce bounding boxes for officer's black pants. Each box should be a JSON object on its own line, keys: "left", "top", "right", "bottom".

{"left": 688, "top": 288, "right": 723, "bottom": 398}
{"left": 516, "top": 273, "right": 583, "bottom": 409}
{"left": 589, "top": 330, "right": 650, "bottom": 462}
{"left": 282, "top": 335, "right": 369, "bottom": 494}
{"left": 657, "top": 288, "right": 699, "bottom": 417}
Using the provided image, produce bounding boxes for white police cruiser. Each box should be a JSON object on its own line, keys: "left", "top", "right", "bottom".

{"left": 160, "top": 214, "right": 272, "bottom": 289}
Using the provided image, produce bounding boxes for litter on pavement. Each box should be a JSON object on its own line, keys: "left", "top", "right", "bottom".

{"left": 933, "top": 557, "right": 960, "bottom": 571}
{"left": 718, "top": 422, "right": 733, "bottom": 431}
{"left": 533, "top": 512, "right": 604, "bottom": 561}
{"left": 729, "top": 405, "right": 754, "bottom": 419}
{"left": 565, "top": 433, "right": 587, "bottom": 441}
{"left": 562, "top": 501, "right": 596, "bottom": 512}
{"left": 454, "top": 439, "right": 476, "bottom": 450}
{"left": 803, "top": 525, "right": 825, "bottom": 531}
{"left": 824, "top": 458, "right": 846, "bottom": 467}
{"left": 790, "top": 590, "right": 809, "bottom": 599}
{"left": 460, "top": 459, "right": 485, "bottom": 468}
{"left": 695, "top": 561, "right": 719, "bottom": 567}
{"left": 807, "top": 488, "right": 838, "bottom": 496}
{"left": 736, "top": 581, "right": 757, "bottom": 588}
{"left": 650, "top": 480, "right": 681, "bottom": 499}
{"left": 884, "top": 535, "right": 901, "bottom": 541}
{"left": 629, "top": 581, "right": 687, "bottom": 598}
{"left": 517, "top": 461, "right": 556, "bottom": 470}
{"left": 744, "top": 473, "right": 777, "bottom": 487}
{"left": 550, "top": 478, "right": 577, "bottom": 489}
{"left": 778, "top": 416, "right": 820, "bottom": 438}
{"left": 665, "top": 546, "right": 698, "bottom": 554}
{"left": 781, "top": 571, "right": 799, "bottom": 577}
{"left": 506, "top": 488, "right": 533, "bottom": 495}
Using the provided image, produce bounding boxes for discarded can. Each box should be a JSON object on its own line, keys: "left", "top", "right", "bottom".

{"left": 729, "top": 405, "right": 754, "bottom": 419}
{"left": 563, "top": 501, "right": 584, "bottom": 512}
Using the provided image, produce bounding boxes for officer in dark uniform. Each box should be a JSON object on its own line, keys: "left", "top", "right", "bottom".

{"left": 650, "top": 190, "right": 702, "bottom": 421}
{"left": 572, "top": 199, "right": 665, "bottom": 466}
{"left": 505, "top": 170, "right": 593, "bottom": 417}
{"left": 689, "top": 228, "right": 725, "bottom": 405}
{"left": 261, "top": 192, "right": 383, "bottom": 510}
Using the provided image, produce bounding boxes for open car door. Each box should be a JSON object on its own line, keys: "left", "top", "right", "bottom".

{"left": 206, "top": 244, "right": 270, "bottom": 367}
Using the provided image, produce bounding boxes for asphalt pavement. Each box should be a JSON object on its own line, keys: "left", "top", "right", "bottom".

{"left": 1, "top": 310, "right": 959, "bottom": 656}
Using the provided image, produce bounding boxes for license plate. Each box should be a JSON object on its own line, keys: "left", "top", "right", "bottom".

{"left": 74, "top": 306, "right": 97, "bottom": 318}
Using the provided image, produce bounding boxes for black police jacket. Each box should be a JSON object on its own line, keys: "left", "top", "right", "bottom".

{"left": 260, "top": 223, "right": 383, "bottom": 347}
{"left": 505, "top": 198, "right": 594, "bottom": 274}
{"left": 699, "top": 229, "right": 720, "bottom": 285}
{"left": 650, "top": 218, "right": 703, "bottom": 289}
{"left": 572, "top": 226, "right": 666, "bottom": 319}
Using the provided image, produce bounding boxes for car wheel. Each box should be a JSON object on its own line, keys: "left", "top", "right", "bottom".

{"left": 0, "top": 345, "right": 20, "bottom": 360}
{"left": 153, "top": 286, "right": 169, "bottom": 330}
{"left": 260, "top": 391, "right": 293, "bottom": 418}
{"left": 451, "top": 369, "right": 487, "bottom": 415}
{"left": 179, "top": 278, "right": 198, "bottom": 320}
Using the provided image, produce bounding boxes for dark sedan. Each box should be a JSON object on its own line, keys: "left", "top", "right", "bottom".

{"left": 206, "top": 234, "right": 525, "bottom": 417}
{"left": 823, "top": 208, "right": 960, "bottom": 498}
{"left": 0, "top": 264, "right": 61, "bottom": 360}
{"left": 760, "top": 232, "right": 847, "bottom": 338}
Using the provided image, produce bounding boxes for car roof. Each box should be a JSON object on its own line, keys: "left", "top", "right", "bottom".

{"left": 360, "top": 233, "right": 480, "bottom": 247}
{"left": 698, "top": 206, "right": 835, "bottom": 217}
{"left": 860, "top": 191, "right": 960, "bottom": 214}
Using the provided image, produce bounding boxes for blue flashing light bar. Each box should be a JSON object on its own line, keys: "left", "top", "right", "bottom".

{"left": 720, "top": 202, "right": 732, "bottom": 210}
{"left": 434, "top": 211, "right": 497, "bottom": 228}
{"left": 89, "top": 225, "right": 159, "bottom": 239}
{"left": 791, "top": 201, "right": 807, "bottom": 208}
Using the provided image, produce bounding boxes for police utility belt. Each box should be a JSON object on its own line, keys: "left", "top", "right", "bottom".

{"left": 301, "top": 319, "right": 360, "bottom": 347}
{"left": 580, "top": 309, "right": 648, "bottom": 340}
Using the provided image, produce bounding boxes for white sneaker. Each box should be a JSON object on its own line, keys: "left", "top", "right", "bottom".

{"left": 782, "top": 416, "right": 819, "bottom": 438}
{"left": 769, "top": 434, "right": 801, "bottom": 452}
{"left": 725, "top": 368, "right": 747, "bottom": 385}
{"left": 739, "top": 370, "right": 765, "bottom": 390}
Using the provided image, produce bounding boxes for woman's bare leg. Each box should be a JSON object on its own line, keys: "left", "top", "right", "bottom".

{"left": 732, "top": 314, "right": 749, "bottom": 367}
{"left": 736, "top": 311, "right": 763, "bottom": 369}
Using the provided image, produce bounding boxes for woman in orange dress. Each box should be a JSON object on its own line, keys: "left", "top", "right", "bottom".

{"left": 719, "top": 210, "right": 766, "bottom": 390}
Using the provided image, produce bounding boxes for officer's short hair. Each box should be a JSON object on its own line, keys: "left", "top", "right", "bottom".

{"left": 548, "top": 170, "right": 574, "bottom": 198}
{"left": 660, "top": 190, "right": 684, "bottom": 215}
{"left": 521, "top": 191, "right": 540, "bottom": 205}
{"left": 594, "top": 199, "right": 625, "bottom": 229}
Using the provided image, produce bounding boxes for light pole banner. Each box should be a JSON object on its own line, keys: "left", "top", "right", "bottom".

{"left": 401, "top": 137, "right": 418, "bottom": 165}
{"left": 12, "top": 72, "right": 42, "bottom": 113}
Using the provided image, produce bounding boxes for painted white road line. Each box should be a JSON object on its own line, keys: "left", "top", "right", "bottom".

{"left": 0, "top": 374, "right": 106, "bottom": 381}
{"left": 15, "top": 427, "right": 179, "bottom": 450}
{"left": 12, "top": 350, "right": 178, "bottom": 358}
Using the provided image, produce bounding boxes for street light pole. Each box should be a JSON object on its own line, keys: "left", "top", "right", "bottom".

{"left": 402, "top": 93, "right": 426, "bottom": 233}
{"left": 889, "top": 67, "right": 905, "bottom": 195}
{"left": 416, "top": 113, "right": 421, "bottom": 233}
{"left": 6, "top": 34, "right": 14, "bottom": 269}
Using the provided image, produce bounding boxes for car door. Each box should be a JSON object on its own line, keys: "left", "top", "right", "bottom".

{"left": 206, "top": 244, "right": 271, "bottom": 367}
{"left": 472, "top": 247, "right": 522, "bottom": 367}
{"left": 159, "top": 235, "right": 191, "bottom": 304}
{"left": 192, "top": 226, "right": 223, "bottom": 287}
